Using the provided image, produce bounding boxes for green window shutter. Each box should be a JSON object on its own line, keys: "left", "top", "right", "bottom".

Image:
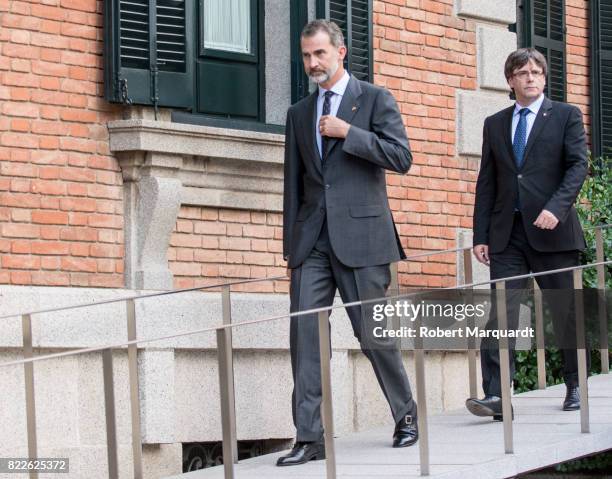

{"left": 194, "top": 0, "right": 262, "bottom": 120}
{"left": 592, "top": 0, "right": 612, "bottom": 157}
{"left": 318, "top": 0, "right": 372, "bottom": 82}
{"left": 105, "top": 0, "right": 194, "bottom": 108}
{"left": 524, "top": 0, "right": 566, "bottom": 102}
{"left": 290, "top": 0, "right": 309, "bottom": 103}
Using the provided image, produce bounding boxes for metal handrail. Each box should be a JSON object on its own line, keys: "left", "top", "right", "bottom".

{"left": 0, "top": 249, "right": 465, "bottom": 321}
{"left": 0, "top": 259, "right": 609, "bottom": 370}
{"left": 0, "top": 275, "right": 285, "bottom": 320}
{"left": 1, "top": 224, "right": 609, "bottom": 479}
{"left": 2, "top": 224, "right": 608, "bottom": 321}
{"left": 1, "top": 258, "right": 610, "bottom": 479}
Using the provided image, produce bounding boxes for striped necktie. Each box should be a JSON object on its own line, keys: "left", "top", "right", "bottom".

{"left": 321, "top": 90, "right": 334, "bottom": 160}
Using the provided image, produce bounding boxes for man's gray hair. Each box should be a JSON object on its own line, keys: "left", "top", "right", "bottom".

{"left": 504, "top": 47, "right": 548, "bottom": 80}
{"left": 301, "top": 19, "right": 345, "bottom": 48}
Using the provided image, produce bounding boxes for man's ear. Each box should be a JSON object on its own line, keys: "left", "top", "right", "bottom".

{"left": 338, "top": 45, "right": 347, "bottom": 61}
{"left": 509, "top": 88, "right": 516, "bottom": 100}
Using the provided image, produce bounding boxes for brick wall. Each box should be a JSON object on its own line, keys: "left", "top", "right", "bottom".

{"left": 0, "top": 0, "right": 592, "bottom": 292}
{"left": 373, "top": 0, "right": 478, "bottom": 287}
{"left": 0, "top": 0, "right": 124, "bottom": 287}
{"left": 565, "top": 0, "right": 591, "bottom": 138}
{"left": 168, "top": 206, "right": 287, "bottom": 293}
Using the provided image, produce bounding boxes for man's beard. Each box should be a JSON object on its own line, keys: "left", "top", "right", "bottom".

{"left": 308, "top": 61, "right": 339, "bottom": 84}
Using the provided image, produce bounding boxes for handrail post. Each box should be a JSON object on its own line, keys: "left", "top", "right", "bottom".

{"left": 22, "top": 314, "right": 38, "bottom": 479}
{"left": 496, "top": 281, "right": 513, "bottom": 453}
{"left": 221, "top": 285, "right": 238, "bottom": 463}
{"left": 462, "top": 248, "right": 478, "bottom": 399}
{"left": 573, "top": 270, "right": 590, "bottom": 433}
{"left": 414, "top": 311, "right": 429, "bottom": 476}
{"left": 595, "top": 228, "right": 609, "bottom": 374}
{"left": 533, "top": 280, "right": 546, "bottom": 389}
{"left": 102, "top": 348, "right": 119, "bottom": 479}
{"left": 390, "top": 261, "right": 399, "bottom": 294}
{"left": 389, "top": 262, "right": 400, "bottom": 332}
{"left": 217, "top": 284, "right": 237, "bottom": 478}
{"left": 126, "top": 299, "right": 143, "bottom": 479}
{"left": 318, "top": 310, "right": 336, "bottom": 479}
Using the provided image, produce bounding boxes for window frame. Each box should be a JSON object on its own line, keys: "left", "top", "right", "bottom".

{"left": 198, "top": 0, "right": 259, "bottom": 63}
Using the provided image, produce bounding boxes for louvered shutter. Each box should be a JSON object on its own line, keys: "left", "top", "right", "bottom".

{"left": 525, "top": 0, "right": 566, "bottom": 102}
{"left": 592, "top": 0, "right": 612, "bottom": 157}
{"left": 320, "top": 0, "right": 372, "bottom": 82}
{"left": 104, "top": 0, "right": 193, "bottom": 108}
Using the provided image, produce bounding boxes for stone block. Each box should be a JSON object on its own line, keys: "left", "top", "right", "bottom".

{"left": 457, "top": 90, "right": 513, "bottom": 157}
{"left": 456, "top": 228, "right": 491, "bottom": 289}
{"left": 478, "top": 26, "right": 517, "bottom": 91}
{"left": 142, "top": 443, "right": 183, "bottom": 479}
{"left": 456, "top": 0, "right": 516, "bottom": 24}
{"left": 265, "top": 0, "right": 291, "bottom": 125}
{"left": 139, "top": 349, "right": 176, "bottom": 444}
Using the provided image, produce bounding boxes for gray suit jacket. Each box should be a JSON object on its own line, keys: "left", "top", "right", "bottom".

{"left": 283, "top": 75, "right": 412, "bottom": 269}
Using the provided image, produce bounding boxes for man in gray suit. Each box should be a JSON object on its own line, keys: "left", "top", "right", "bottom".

{"left": 277, "top": 20, "right": 418, "bottom": 467}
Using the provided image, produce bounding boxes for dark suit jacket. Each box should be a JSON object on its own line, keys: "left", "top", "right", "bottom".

{"left": 473, "top": 97, "right": 588, "bottom": 254}
{"left": 283, "top": 76, "right": 411, "bottom": 269}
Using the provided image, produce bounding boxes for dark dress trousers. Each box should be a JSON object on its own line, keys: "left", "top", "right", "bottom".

{"left": 473, "top": 97, "right": 589, "bottom": 397}
{"left": 283, "top": 76, "right": 417, "bottom": 441}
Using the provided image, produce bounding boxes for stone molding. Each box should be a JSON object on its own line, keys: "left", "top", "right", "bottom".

{"left": 107, "top": 120, "right": 285, "bottom": 289}
{"left": 455, "top": 0, "right": 516, "bottom": 24}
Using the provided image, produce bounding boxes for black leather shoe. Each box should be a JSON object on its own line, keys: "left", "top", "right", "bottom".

{"left": 393, "top": 414, "right": 418, "bottom": 448}
{"left": 276, "top": 440, "right": 325, "bottom": 466}
{"left": 466, "top": 395, "right": 514, "bottom": 421}
{"left": 563, "top": 386, "right": 580, "bottom": 411}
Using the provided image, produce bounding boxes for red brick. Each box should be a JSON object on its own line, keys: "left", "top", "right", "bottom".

{"left": 2, "top": 223, "right": 39, "bottom": 238}
{"left": 3, "top": 255, "right": 40, "bottom": 269}
{"left": 31, "top": 241, "right": 70, "bottom": 255}
{"left": 61, "top": 256, "right": 96, "bottom": 272}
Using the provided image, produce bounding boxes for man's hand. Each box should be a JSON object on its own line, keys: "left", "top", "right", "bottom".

{"left": 473, "top": 244, "right": 490, "bottom": 266}
{"left": 533, "top": 209, "right": 559, "bottom": 230}
{"left": 319, "top": 115, "right": 350, "bottom": 138}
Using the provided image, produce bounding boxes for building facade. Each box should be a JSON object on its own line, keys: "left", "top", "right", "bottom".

{"left": 0, "top": 0, "right": 608, "bottom": 477}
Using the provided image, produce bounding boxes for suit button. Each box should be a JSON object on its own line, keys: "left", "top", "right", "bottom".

{"left": 517, "top": 174, "right": 523, "bottom": 179}
{"left": 320, "top": 208, "right": 325, "bottom": 213}
{"left": 325, "top": 184, "right": 331, "bottom": 189}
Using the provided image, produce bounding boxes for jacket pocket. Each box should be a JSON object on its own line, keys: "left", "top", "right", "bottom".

{"left": 349, "top": 205, "right": 384, "bottom": 218}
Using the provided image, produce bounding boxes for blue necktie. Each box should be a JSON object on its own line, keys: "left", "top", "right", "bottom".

{"left": 321, "top": 91, "right": 334, "bottom": 160}
{"left": 513, "top": 108, "right": 530, "bottom": 169}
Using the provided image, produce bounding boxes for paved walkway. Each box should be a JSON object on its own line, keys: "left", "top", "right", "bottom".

{"left": 167, "top": 373, "right": 612, "bottom": 479}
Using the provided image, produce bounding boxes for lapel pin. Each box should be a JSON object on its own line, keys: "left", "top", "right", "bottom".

{"left": 352, "top": 106, "right": 357, "bottom": 111}
{"left": 543, "top": 113, "right": 547, "bottom": 117}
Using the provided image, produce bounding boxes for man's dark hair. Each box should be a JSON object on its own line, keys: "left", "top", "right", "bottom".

{"left": 301, "top": 19, "right": 345, "bottom": 48}
{"left": 504, "top": 47, "right": 548, "bottom": 80}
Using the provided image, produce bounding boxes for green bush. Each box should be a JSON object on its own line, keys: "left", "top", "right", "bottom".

{"left": 513, "top": 155, "right": 611, "bottom": 472}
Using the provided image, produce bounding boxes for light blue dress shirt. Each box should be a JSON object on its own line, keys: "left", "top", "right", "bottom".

{"left": 511, "top": 94, "right": 545, "bottom": 144}
{"left": 316, "top": 71, "right": 351, "bottom": 158}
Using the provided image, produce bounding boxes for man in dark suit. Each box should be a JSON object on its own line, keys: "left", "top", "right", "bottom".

{"left": 466, "top": 48, "right": 588, "bottom": 420}
{"left": 277, "top": 20, "right": 418, "bottom": 466}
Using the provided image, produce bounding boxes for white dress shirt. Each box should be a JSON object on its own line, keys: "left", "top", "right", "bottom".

{"left": 511, "top": 93, "right": 545, "bottom": 143}
{"left": 316, "top": 71, "right": 351, "bottom": 158}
